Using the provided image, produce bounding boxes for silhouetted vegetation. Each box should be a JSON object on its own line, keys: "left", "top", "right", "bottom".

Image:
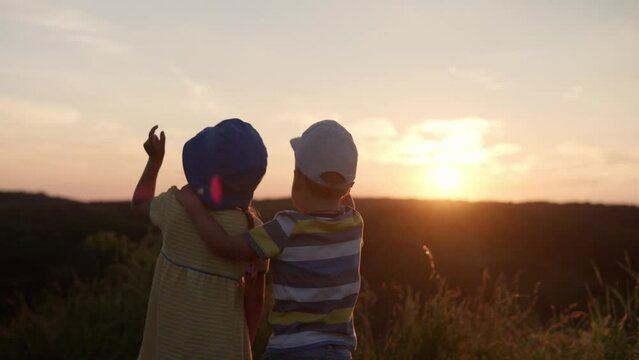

{"left": 0, "top": 192, "right": 148, "bottom": 322}
{"left": 258, "top": 198, "right": 639, "bottom": 316}
{"left": 1, "top": 192, "right": 639, "bottom": 358}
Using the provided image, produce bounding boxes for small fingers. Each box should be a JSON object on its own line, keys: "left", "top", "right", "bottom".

{"left": 148, "top": 125, "right": 159, "bottom": 138}
{"left": 160, "top": 131, "right": 166, "bottom": 144}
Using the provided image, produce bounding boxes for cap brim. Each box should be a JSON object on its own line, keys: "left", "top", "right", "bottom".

{"left": 319, "top": 180, "right": 355, "bottom": 190}
{"left": 290, "top": 137, "right": 302, "bottom": 169}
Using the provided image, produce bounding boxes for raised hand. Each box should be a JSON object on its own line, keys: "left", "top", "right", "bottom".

{"left": 144, "top": 125, "right": 165, "bottom": 165}
{"left": 132, "top": 126, "right": 165, "bottom": 217}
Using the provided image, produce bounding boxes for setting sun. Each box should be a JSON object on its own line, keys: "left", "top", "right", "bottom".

{"left": 429, "top": 166, "right": 463, "bottom": 196}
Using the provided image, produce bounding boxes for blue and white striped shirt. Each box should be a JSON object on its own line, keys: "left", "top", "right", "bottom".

{"left": 243, "top": 206, "right": 364, "bottom": 352}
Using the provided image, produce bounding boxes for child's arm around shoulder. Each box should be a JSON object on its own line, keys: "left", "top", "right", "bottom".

{"left": 176, "top": 185, "right": 258, "bottom": 261}
{"left": 131, "top": 125, "right": 165, "bottom": 218}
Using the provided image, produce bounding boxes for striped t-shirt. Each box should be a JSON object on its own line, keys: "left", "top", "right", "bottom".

{"left": 243, "top": 206, "right": 364, "bottom": 352}
{"left": 138, "top": 186, "right": 253, "bottom": 360}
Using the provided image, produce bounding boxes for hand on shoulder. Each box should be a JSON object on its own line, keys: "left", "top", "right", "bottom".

{"left": 177, "top": 184, "right": 201, "bottom": 208}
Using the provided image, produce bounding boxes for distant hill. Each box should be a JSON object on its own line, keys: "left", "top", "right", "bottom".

{"left": 353, "top": 199, "right": 639, "bottom": 312}
{"left": 0, "top": 192, "right": 149, "bottom": 321}
{"left": 2, "top": 192, "right": 639, "bottom": 322}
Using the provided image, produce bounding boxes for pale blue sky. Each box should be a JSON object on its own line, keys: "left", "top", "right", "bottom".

{"left": 1, "top": 0, "right": 638, "bottom": 203}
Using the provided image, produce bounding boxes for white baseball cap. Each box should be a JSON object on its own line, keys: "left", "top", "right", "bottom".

{"left": 290, "top": 120, "right": 358, "bottom": 189}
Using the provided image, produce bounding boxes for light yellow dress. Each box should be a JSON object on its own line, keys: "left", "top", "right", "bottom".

{"left": 138, "top": 186, "right": 252, "bottom": 360}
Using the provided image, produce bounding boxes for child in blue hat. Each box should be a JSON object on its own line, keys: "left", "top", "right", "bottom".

{"left": 177, "top": 120, "right": 361, "bottom": 360}
{"left": 132, "top": 119, "right": 268, "bottom": 360}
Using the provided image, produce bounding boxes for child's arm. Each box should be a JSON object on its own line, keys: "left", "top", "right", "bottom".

{"left": 132, "top": 125, "right": 165, "bottom": 218}
{"left": 177, "top": 185, "right": 258, "bottom": 261}
{"left": 243, "top": 262, "right": 266, "bottom": 343}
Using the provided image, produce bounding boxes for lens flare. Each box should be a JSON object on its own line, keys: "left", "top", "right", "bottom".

{"left": 210, "top": 175, "right": 223, "bottom": 205}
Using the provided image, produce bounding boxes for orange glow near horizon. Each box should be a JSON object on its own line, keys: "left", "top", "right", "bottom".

{"left": 0, "top": 2, "right": 637, "bottom": 205}
{"left": 427, "top": 165, "right": 465, "bottom": 198}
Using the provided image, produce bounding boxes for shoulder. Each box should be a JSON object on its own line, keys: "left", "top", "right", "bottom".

{"left": 273, "top": 209, "right": 303, "bottom": 220}
{"left": 211, "top": 209, "right": 260, "bottom": 235}
{"left": 149, "top": 186, "right": 180, "bottom": 226}
{"left": 154, "top": 185, "right": 179, "bottom": 202}
{"left": 347, "top": 207, "right": 364, "bottom": 226}
{"left": 270, "top": 210, "right": 307, "bottom": 237}
{"left": 152, "top": 186, "right": 181, "bottom": 211}
{"left": 245, "top": 210, "right": 301, "bottom": 245}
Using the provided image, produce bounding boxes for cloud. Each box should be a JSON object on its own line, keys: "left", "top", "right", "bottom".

{"left": 448, "top": 67, "right": 505, "bottom": 90}
{"left": 174, "top": 69, "right": 218, "bottom": 114}
{"left": 552, "top": 142, "right": 639, "bottom": 170}
{"left": 0, "top": 96, "right": 80, "bottom": 125}
{"left": 562, "top": 85, "right": 584, "bottom": 98}
{"left": 509, "top": 141, "right": 639, "bottom": 202}
{"left": 340, "top": 117, "right": 533, "bottom": 200}
{"left": 346, "top": 118, "right": 638, "bottom": 203}
{"left": 607, "top": 152, "right": 639, "bottom": 166}
{"left": 0, "top": 96, "right": 139, "bottom": 156}
{"left": 556, "top": 142, "right": 601, "bottom": 161}
{"left": 347, "top": 117, "right": 398, "bottom": 139}
{"left": 351, "top": 117, "right": 517, "bottom": 165}
{"left": 21, "top": 8, "right": 111, "bottom": 33}
{"left": 19, "top": 8, "right": 125, "bottom": 54}
{"left": 346, "top": 117, "right": 525, "bottom": 177}
{"left": 0, "top": 96, "right": 142, "bottom": 169}
{"left": 70, "top": 34, "right": 124, "bottom": 54}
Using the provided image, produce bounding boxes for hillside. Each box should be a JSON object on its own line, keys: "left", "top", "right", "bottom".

{"left": 2, "top": 192, "right": 639, "bottom": 322}
{"left": 0, "top": 192, "right": 148, "bottom": 321}
{"left": 258, "top": 198, "right": 639, "bottom": 314}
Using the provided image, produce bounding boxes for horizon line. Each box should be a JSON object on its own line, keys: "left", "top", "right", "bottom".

{"left": 1, "top": 189, "right": 637, "bottom": 208}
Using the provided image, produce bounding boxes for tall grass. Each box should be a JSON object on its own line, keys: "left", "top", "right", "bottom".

{"left": 353, "top": 247, "right": 639, "bottom": 360}
{"left": 0, "top": 232, "right": 159, "bottom": 360}
{"left": 1, "top": 233, "right": 637, "bottom": 359}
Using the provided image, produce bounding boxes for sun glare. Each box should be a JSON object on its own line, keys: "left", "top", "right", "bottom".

{"left": 429, "top": 166, "right": 463, "bottom": 196}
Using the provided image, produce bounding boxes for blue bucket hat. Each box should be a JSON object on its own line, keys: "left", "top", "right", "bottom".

{"left": 182, "top": 118, "right": 267, "bottom": 210}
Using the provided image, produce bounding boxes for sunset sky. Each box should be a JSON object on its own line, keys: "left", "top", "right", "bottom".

{"left": 1, "top": 1, "right": 638, "bottom": 204}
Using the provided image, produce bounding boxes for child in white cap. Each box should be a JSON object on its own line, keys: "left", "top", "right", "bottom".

{"left": 178, "top": 120, "right": 362, "bottom": 360}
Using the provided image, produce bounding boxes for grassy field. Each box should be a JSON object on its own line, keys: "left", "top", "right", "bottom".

{"left": 1, "top": 231, "right": 637, "bottom": 359}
